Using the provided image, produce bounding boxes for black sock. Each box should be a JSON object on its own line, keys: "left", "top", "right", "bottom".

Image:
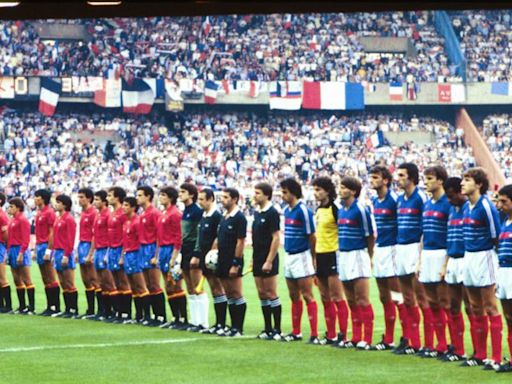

{"left": 69, "top": 291, "right": 78, "bottom": 313}
{"left": 0, "top": 285, "right": 4, "bottom": 308}
{"left": 134, "top": 297, "right": 143, "bottom": 321}
{"left": 143, "top": 295, "right": 151, "bottom": 320}
{"left": 52, "top": 286, "right": 61, "bottom": 312}
{"left": 270, "top": 297, "right": 282, "bottom": 333}
{"left": 85, "top": 289, "right": 95, "bottom": 314}
{"left": 177, "top": 295, "right": 188, "bottom": 323}
{"left": 96, "top": 290, "right": 104, "bottom": 315}
{"left": 228, "top": 299, "right": 236, "bottom": 328}
{"left": 27, "top": 286, "right": 35, "bottom": 311}
{"left": 102, "top": 293, "right": 112, "bottom": 316}
{"left": 124, "top": 293, "right": 132, "bottom": 318}
{"left": 3, "top": 286, "right": 12, "bottom": 310}
{"left": 237, "top": 301, "right": 247, "bottom": 332}
{"left": 111, "top": 293, "right": 120, "bottom": 317}
{"left": 44, "top": 287, "right": 50, "bottom": 311}
{"left": 213, "top": 295, "right": 227, "bottom": 327}
{"left": 63, "top": 292, "right": 70, "bottom": 312}
{"left": 16, "top": 287, "right": 26, "bottom": 310}
{"left": 167, "top": 298, "right": 178, "bottom": 321}
{"left": 261, "top": 300, "right": 272, "bottom": 332}
{"left": 155, "top": 292, "right": 166, "bottom": 322}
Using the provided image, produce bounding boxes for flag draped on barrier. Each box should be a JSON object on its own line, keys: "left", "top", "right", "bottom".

{"left": 39, "top": 78, "right": 61, "bottom": 116}
{"left": 302, "top": 81, "right": 364, "bottom": 110}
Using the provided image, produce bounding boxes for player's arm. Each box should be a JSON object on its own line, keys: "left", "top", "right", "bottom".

{"left": 265, "top": 230, "right": 280, "bottom": 265}
{"left": 309, "top": 233, "right": 316, "bottom": 260}
{"left": 62, "top": 218, "right": 76, "bottom": 266}
{"left": 19, "top": 219, "right": 30, "bottom": 265}
{"left": 366, "top": 234, "right": 375, "bottom": 259}
{"left": 1, "top": 224, "right": 7, "bottom": 243}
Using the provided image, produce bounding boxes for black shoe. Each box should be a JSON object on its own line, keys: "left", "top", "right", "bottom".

{"left": 227, "top": 328, "right": 243, "bottom": 337}
{"left": 307, "top": 336, "right": 321, "bottom": 345}
{"left": 319, "top": 337, "right": 337, "bottom": 345}
{"left": 281, "top": 332, "right": 303, "bottom": 342}
{"left": 0, "top": 307, "right": 12, "bottom": 314}
{"left": 392, "top": 337, "right": 409, "bottom": 354}
{"left": 60, "top": 311, "right": 73, "bottom": 319}
{"left": 460, "top": 357, "right": 485, "bottom": 367}
{"left": 482, "top": 360, "right": 500, "bottom": 371}
{"left": 38, "top": 308, "right": 52, "bottom": 316}
{"left": 496, "top": 361, "right": 512, "bottom": 373}
{"left": 256, "top": 330, "right": 274, "bottom": 340}
{"left": 372, "top": 335, "right": 395, "bottom": 351}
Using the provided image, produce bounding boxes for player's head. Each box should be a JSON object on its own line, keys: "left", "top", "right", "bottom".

{"left": 280, "top": 178, "right": 302, "bottom": 204}
{"left": 424, "top": 165, "right": 448, "bottom": 194}
{"left": 108, "top": 186, "right": 126, "bottom": 206}
{"left": 55, "top": 194, "right": 72, "bottom": 212}
{"left": 462, "top": 167, "right": 489, "bottom": 196}
{"left": 312, "top": 177, "right": 336, "bottom": 205}
{"left": 340, "top": 176, "right": 362, "bottom": 200}
{"left": 0, "top": 192, "right": 6, "bottom": 208}
{"left": 497, "top": 184, "right": 512, "bottom": 214}
{"left": 8, "top": 197, "right": 24, "bottom": 215}
{"left": 179, "top": 183, "right": 198, "bottom": 204}
{"left": 159, "top": 186, "right": 179, "bottom": 207}
{"left": 222, "top": 188, "right": 239, "bottom": 210}
{"left": 198, "top": 188, "right": 215, "bottom": 210}
{"left": 94, "top": 190, "right": 108, "bottom": 210}
{"left": 444, "top": 177, "right": 465, "bottom": 207}
{"left": 397, "top": 163, "right": 419, "bottom": 189}
{"left": 369, "top": 165, "right": 392, "bottom": 189}
{"left": 122, "top": 196, "right": 138, "bottom": 215}
{"left": 78, "top": 187, "right": 94, "bottom": 207}
{"left": 34, "top": 189, "right": 52, "bottom": 207}
{"left": 254, "top": 182, "right": 273, "bottom": 206}
{"left": 136, "top": 185, "right": 154, "bottom": 207}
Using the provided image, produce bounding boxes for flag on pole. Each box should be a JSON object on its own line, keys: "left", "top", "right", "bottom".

{"left": 204, "top": 80, "right": 220, "bottom": 104}
{"left": 121, "top": 78, "right": 155, "bottom": 114}
{"left": 39, "top": 78, "right": 61, "bottom": 116}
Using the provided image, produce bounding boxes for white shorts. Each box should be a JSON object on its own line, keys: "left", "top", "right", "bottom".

{"left": 395, "top": 243, "right": 421, "bottom": 277}
{"left": 496, "top": 267, "right": 512, "bottom": 300}
{"left": 337, "top": 249, "right": 371, "bottom": 282}
{"left": 463, "top": 250, "right": 498, "bottom": 288}
{"left": 418, "top": 249, "right": 447, "bottom": 284}
{"left": 284, "top": 249, "right": 315, "bottom": 280}
{"left": 373, "top": 245, "right": 397, "bottom": 279}
{"left": 445, "top": 257, "right": 465, "bottom": 285}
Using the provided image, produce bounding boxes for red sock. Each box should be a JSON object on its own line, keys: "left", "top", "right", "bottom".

{"left": 350, "top": 305, "right": 362, "bottom": 343}
{"left": 451, "top": 312, "right": 465, "bottom": 356}
{"left": 336, "top": 300, "right": 349, "bottom": 337}
{"left": 291, "top": 300, "right": 303, "bottom": 335}
{"left": 407, "top": 306, "right": 421, "bottom": 349}
{"left": 468, "top": 315, "right": 478, "bottom": 356}
{"left": 421, "top": 307, "right": 434, "bottom": 349}
{"left": 475, "top": 315, "right": 488, "bottom": 360}
{"left": 397, "top": 303, "right": 408, "bottom": 339}
{"left": 361, "top": 304, "right": 374, "bottom": 345}
{"left": 508, "top": 323, "right": 512, "bottom": 358}
{"left": 323, "top": 301, "right": 337, "bottom": 340}
{"left": 307, "top": 301, "right": 318, "bottom": 338}
{"left": 489, "top": 315, "right": 503, "bottom": 363}
{"left": 383, "top": 301, "right": 396, "bottom": 344}
{"left": 432, "top": 307, "right": 448, "bottom": 352}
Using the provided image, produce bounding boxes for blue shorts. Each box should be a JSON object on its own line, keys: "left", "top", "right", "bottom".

{"left": 108, "top": 247, "right": 123, "bottom": 271}
{"left": 94, "top": 248, "right": 108, "bottom": 271}
{"left": 54, "top": 249, "right": 76, "bottom": 272}
{"left": 140, "top": 243, "right": 157, "bottom": 270}
{"left": 124, "top": 250, "right": 142, "bottom": 275}
{"left": 0, "top": 243, "right": 6, "bottom": 263}
{"left": 36, "top": 242, "right": 49, "bottom": 265}
{"left": 158, "top": 245, "right": 174, "bottom": 273}
{"left": 7, "top": 246, "right": 31, "bottom": 269}
{"left": 78, "top": 241, "right": 92, "bottom": 265}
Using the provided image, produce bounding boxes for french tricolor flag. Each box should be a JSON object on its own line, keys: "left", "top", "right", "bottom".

{"left": 204, "top": 80, "right": 220, "bottom": 104}
{"left": 302, "top": 82, "right": 364, "bottom": 110}
{"left": 366, "top": 131, "right": 386, "bottom": 149}
{"left": 121, "top": 78, "right": 155, "bottom": 114}
{"left": 39, "top": 78, "right": 61, "bottom": 117}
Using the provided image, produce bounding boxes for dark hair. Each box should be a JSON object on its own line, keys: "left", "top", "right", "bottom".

{"left": 341, "top": 176, "right": 362, "bottom": 198}
{"left": 0, "top": 192, "right": 5, "bottom": 207}
{"left": 56, "top": 194, "right": 72, "bottom": 211}
{"left": 35, "top": 189, "right": 52, "bottom": 205}
{"left": 312, "top": 176, "right": 336, "bottom": 202}
{"left": 94, "top": 190, "right": 108, "bottom": 203}
{"left": 160, "top": 186, "right": 178, "bottom": 205}
{"left": 398, "top": 162, "right": 419, "bottom": 185}
{"left": 498, "top": 184, "right": 512, "bottom": 201}
{"left": 463, "top": 167, "right": 489, "bottom": 195}
{"left": 123, "top": 196, "right": 138, "bottom": 208}
{"left": 78, "top": 188, "right": 94, "bottom": 203}
{"left": 9, "top": 197, "right": 24, "bottom": 211}
{"left": 180, "top": 183, "right": 198, "bottom": 203}
{"left": 199, "top": 188, "right": 215, "bottom": 201}
{"left": 424, "top": 165, "right": 448, "bottom": 183}
{"left": 280, "top": 178, "right": 302, "bottom": 199}
{"left": 137, "top": 185, "right": 154, "bottom": 201}
{"left": 254, "top": 182, "right": 273, "bottom": 199}
{"left": 108, "top": 186, "right": 126, "bottom": 203}
{"left": 444, "top": 177, "right": 462, "bottom": 194}
{"left": 369, "top": 165, "right": 393, "bottom": 187}
{"left": 223, "top": 188, "right": 240, "bottom": 203}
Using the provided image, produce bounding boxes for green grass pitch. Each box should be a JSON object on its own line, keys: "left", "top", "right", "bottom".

{"left": 1, "top": 248, "right": 510, "bottom": 384}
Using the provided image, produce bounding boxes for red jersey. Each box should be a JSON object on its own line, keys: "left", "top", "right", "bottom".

{"left": 157, "top": 205, "right": 183, "bottom": 247}
{"left": 35, "top": 205, "right": 56, "bottom": 244}
{"left": 123, "top": 215, "right": 140, "bottom": 252}
{"left": 0, "top": 208, "right": 9, "bottom": 244}
{"left": 7, "top": 212, "right": 30, "bottom": 253}
{"left": 80, "top": 205, "right": 97, "bottom": 242}
{"left": 53, "top": 211, "right": 77, "bottom": 257}
{"left": 139, "top": 204, "right": 160, "bottom": 245}
{"left": 108, "top": 207, "right": 126, "bottom": 248}
{"left": 93, "top": 207, "right": 110, "bottom": 249}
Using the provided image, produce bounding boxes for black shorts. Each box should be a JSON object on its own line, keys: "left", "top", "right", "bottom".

{"left": 180, "top": 242, "right": 196, "bottom": 271}
{"left": 197, "top": 250, "right": 214, "bottom": 277}
{"left": 252, "top": 253, "right": 279, "bottom": 277}
{"left": 215, "top": 255, "right": 243, "bottom": 279}
{"left": 316, "top": 252, "right": 338, "bottom": 278}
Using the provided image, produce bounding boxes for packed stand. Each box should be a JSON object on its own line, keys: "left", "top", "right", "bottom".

{"left": 480, "top": 114, "right": 512, "bottom": 179}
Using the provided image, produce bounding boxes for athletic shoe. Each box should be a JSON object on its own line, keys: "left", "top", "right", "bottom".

{"left": 307, "top": 336, "right": 321, "bottom": 345}
{"left": 420, "top": 348, "right": 439, "bottom": 358}
{"left": 81, "top": 313, "right": 98, "bottom": 320}
{"left": 0, "top": 307, "right": 12, "bottom": 314}
{"left": 200, "top": 324, "right": 220, "bottom": 334}
{"left": 460, "top": 357, "right": 485, "bottom": 367}
{"left": 372, "top": 335, "right": 395, "bottom": 351}
{"left": 51, "top": 311, "right": 67, "bottom": 318}
{"left": 168, "top": 321, "right": 182, "bottom": 330}
{"left": 272, "top": 331, "right": 285, "bottom": 341}
{"left": 281, "top": 333, "right": 303, "bottom": 342}
{"left": 60, "top": 312, "right": 74, "bottom": 319}
{"left": 482, "top": 360, "right": 501, "bottom": 371}
{"left": 121, "top": 319, "right": 136, "bottom": 325}
{"left": 256, "top": 330, "right": 274, "bottom": 340}
{"left": 216, "top": 326, "right": 231, "bottom": 337}
{"left": 342, "top": 340, "right": 356, "bottom": 349}
{"left": 103, "top": 315, "right": 117, "bottom": 323}
{"left": 356, "top": 341, "right": 373, "bottom": 350}
{"left": 392, "top": 337, "right": 409, "bottom": 354}
{"left": 38, "top": 308, "right": 52, "bottom": 316}
{"left": 319, "top": 337, "right": 337, "bottom": 346}
{"left": 227, "top": 328, "right": 243, "bottom": 337}
{"left": 495, "top": 361, "right": 512, "bottom": 373}
{"left": 25, "top": 309, "right": 36, "bottom": 316}
{"left": 159, "top": 321, "right": 173, "bottom": 329}
{"left": 176, "top": 322, "right": 191, "bottom": 331}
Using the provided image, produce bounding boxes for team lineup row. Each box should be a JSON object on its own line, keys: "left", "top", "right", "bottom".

{"left": 0, "top": 164, "right": 511, "bottom": 373}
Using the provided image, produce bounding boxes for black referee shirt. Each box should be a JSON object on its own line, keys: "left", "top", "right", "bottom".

{"left": 252, "top": 204, "right": 280, "bottom": 260}
{"left": 218, "top": 208, "right": 247, "bottom": 260}
{"left": 196, "top": 209, "right": 222, "bottom": 256}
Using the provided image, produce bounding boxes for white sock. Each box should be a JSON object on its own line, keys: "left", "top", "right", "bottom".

{"left": 198, "top": 292, "right": 209, "bottom": 328}
{"left": 189, "top": 294, "right": 197, "bottom": 325}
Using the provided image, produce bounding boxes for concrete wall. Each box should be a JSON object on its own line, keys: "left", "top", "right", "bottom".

{"left": 32, "top": 23, "right": 90, "bottom": 41}
{"left": 384, "top": 131, "right": 434, "bottom": 146}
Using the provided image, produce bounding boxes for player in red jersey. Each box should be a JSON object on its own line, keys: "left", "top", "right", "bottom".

{"left": 0, "top": 192, "right": 13, "bottom": 313}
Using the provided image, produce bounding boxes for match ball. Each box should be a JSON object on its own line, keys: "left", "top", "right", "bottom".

{"left": 205, "top": 249, "right": 219, "bottom": 271}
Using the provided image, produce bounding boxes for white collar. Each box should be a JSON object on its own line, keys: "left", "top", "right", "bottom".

{"left": 256, "top": 202, "right": 272, "bottom": 213}
{"left": 203, "top": 205, "right": 218, "bottom": 217}
{"left": 225, "top": 206, "right": 240, "bottom": 218}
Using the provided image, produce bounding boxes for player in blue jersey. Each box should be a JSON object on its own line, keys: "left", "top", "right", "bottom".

{"left": 442, "top": 177, "right": 472, "bottom": 362}
{"left": 279, "top": 178, "right": 319, "bottom": 344}
{"left": 394, "top": 162, "right": 428, "bottom": 354}
{"left": 369, "top": 165, "right": 407, "bottom": 351}
{"left": 417, "top": 166, "right": 451, "bottom": 358}
{"left": 460, "top": 167, "right": 502, "bottom": 369}
{"left": 336, "top": 176, "right": 375, "bottom": 350}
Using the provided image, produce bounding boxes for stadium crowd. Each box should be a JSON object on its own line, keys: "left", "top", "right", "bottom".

{"left": 480, "top": 114, "right": 512, "bottom": 179}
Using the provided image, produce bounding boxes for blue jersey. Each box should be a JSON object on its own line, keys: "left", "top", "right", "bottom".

{"left": 397, "top": 188, "right": 427, "bottom": 245}
{"left": 498, "top": 220, "right": 512, "bottom": 267}
{"left": 422, "top": 194, "right": 451, "bottom": 250}
{"left": 338, "top": 199, "right": 374, "bottom": 252}
{"left": 447, "top": 203, "right": 465, "bottom": 258}
{"left": 462, "top": 196, "right": 501, "bottom": 252}
{"left": 284, "top": 201, "right": 315, "bottom": 254}
{"left": 372, "top": 190, "right": 398, "bottom": 247}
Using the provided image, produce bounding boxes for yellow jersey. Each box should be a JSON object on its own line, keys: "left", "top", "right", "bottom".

{"left": 315, "top": 204, "right": 339, "bottom": 253}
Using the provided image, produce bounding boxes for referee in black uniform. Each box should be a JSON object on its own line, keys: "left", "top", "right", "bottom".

{"left": 252, "top": 182, "right": 282, "bottom": 340}
{"left": 212, "top": 188, "right": 247, "bottom": 337}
